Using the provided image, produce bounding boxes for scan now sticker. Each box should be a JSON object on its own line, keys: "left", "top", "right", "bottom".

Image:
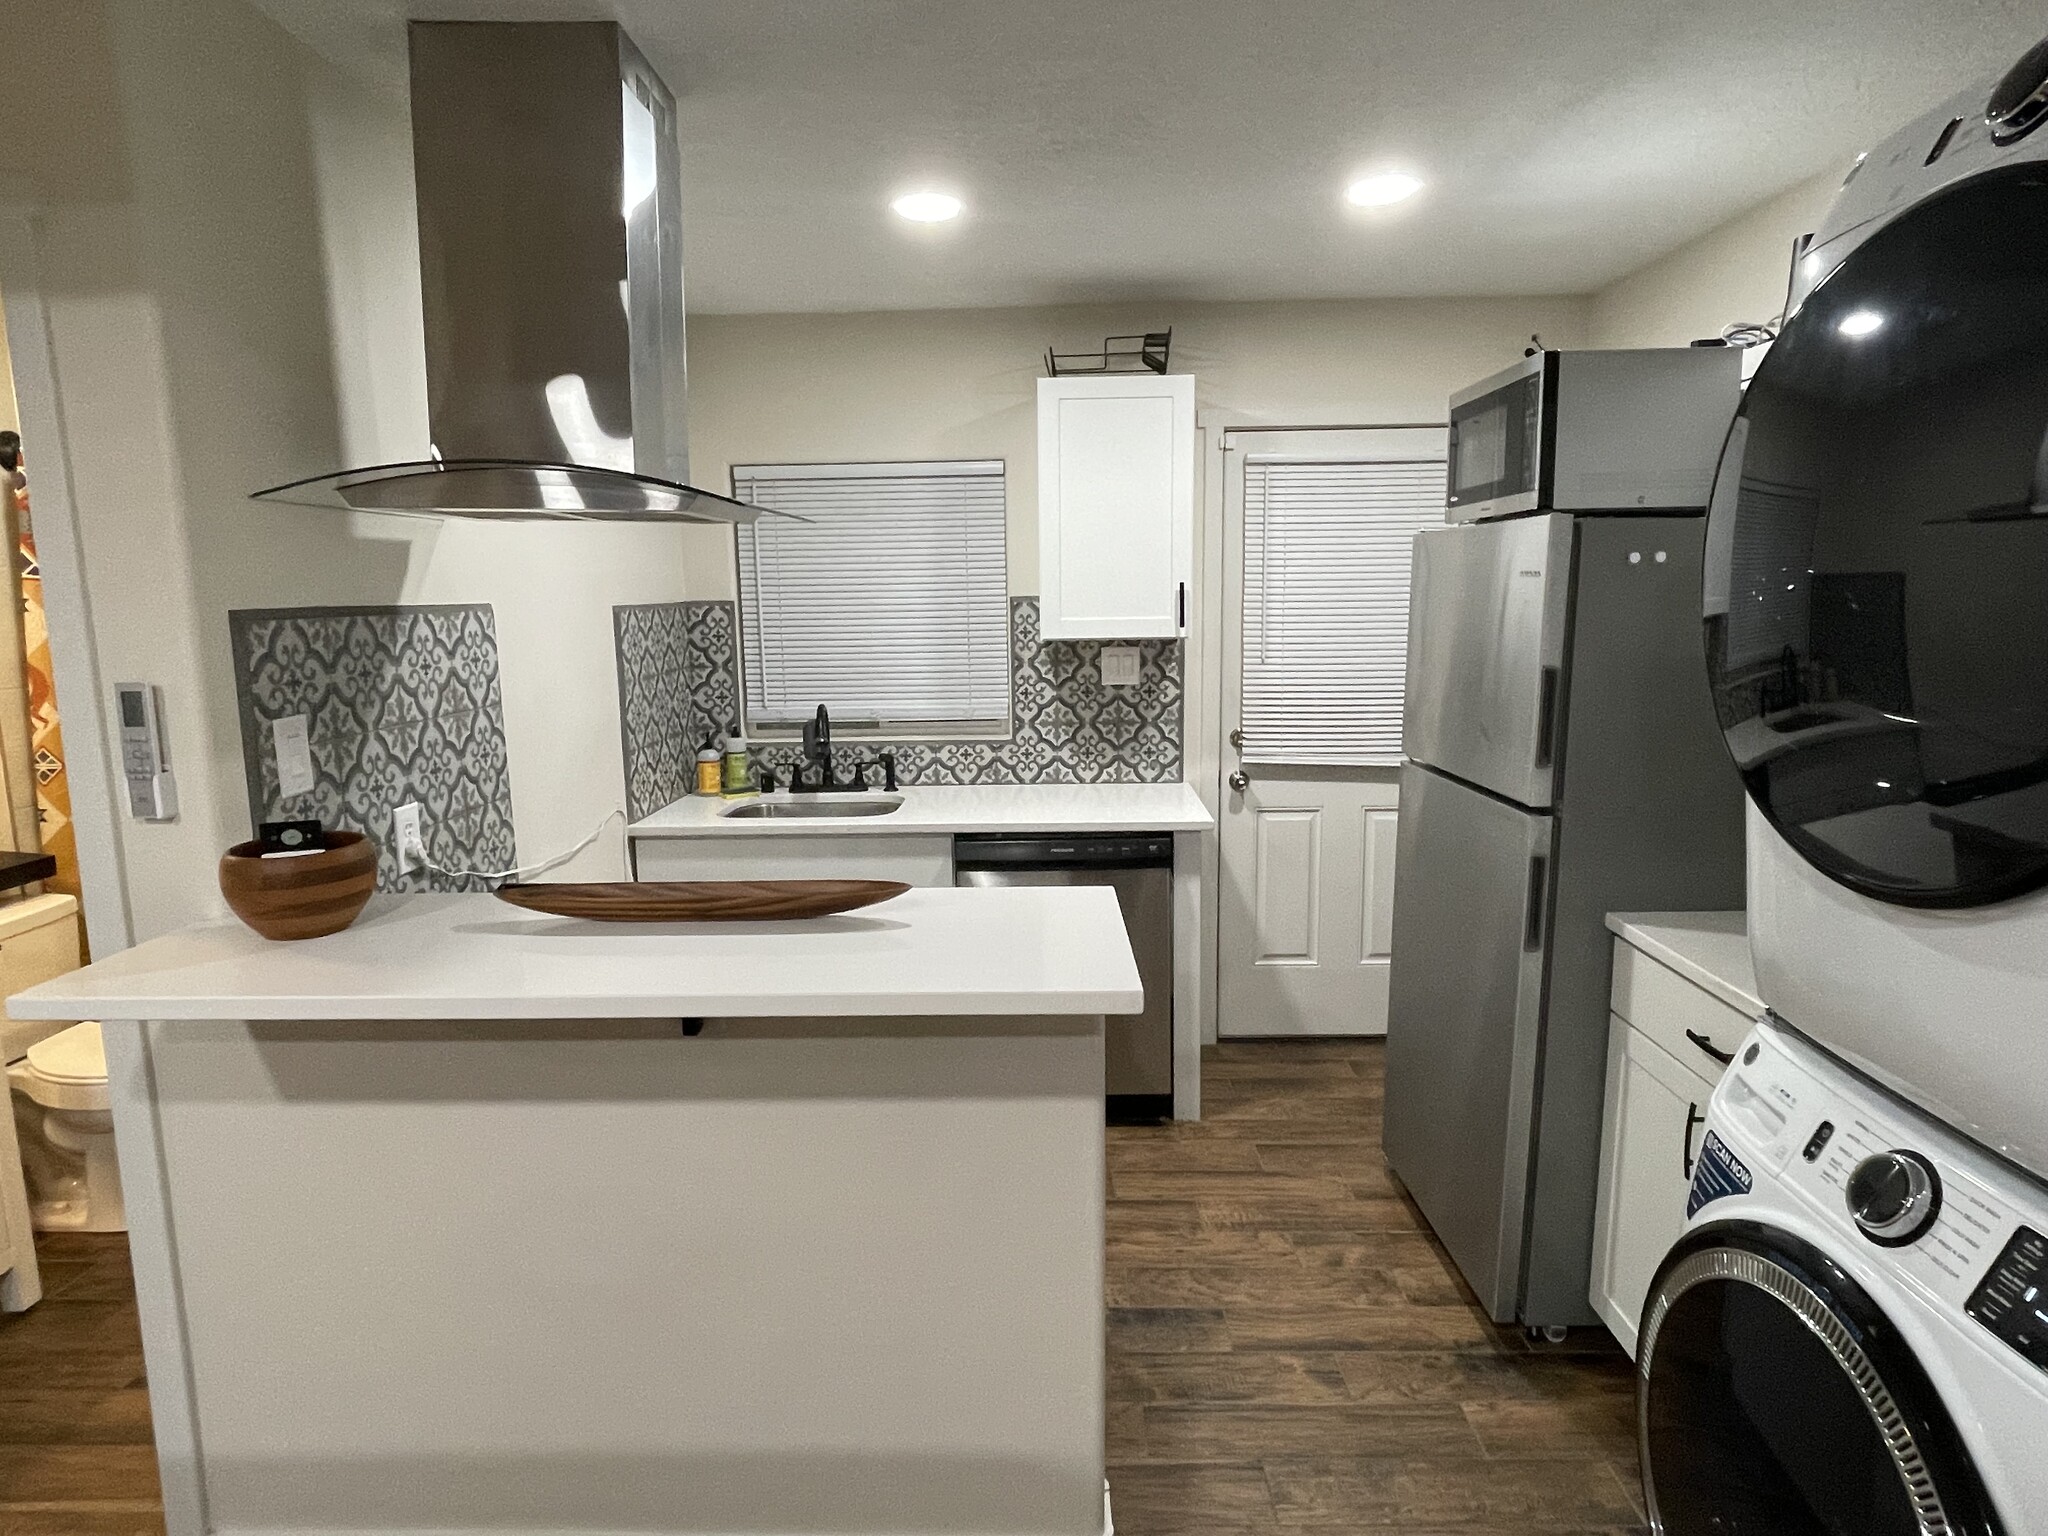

{"left": 1687, "top": 1129, "right": 1754, "bottom": 1218}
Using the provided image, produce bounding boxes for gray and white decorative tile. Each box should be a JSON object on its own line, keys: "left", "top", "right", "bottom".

{"left": 614, "top": 603, "right": 696, "bottom": 823}
{"left": 229, "top": 605, "right": 517, "bottom": 892}
{"left": 615, "top": 600, "right": 744, "bottom": 819}
{"left": 742, "top": 598, "right": 1184, "bottom": 789}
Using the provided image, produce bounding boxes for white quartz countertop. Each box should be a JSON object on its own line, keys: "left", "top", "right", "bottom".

{"left": 8, "top": 888, "right": 1144, "bottom": 1022}
{"left": 628, "top": 781, "right": 1214, "bottom": 838}
{"left": 1606, "top": 910, "right": 1764, "bottom": 1017}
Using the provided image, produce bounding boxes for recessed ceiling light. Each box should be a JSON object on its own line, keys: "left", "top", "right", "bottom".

{"left": 892, "top": 191, "right": 963, "bottom": 222}
{"left": 1837, "top": 309, "right": 1885, "bottom": 338}
{"left": 1345, "top": 172, "right": 1424, "bottom": 208}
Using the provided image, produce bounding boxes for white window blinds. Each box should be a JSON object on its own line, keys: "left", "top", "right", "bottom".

{"left": 1240, "top": 456, "right": 1445, "bottom": 766}
{"left": 733, "top": 460, "right": 1010, "bottom": 729}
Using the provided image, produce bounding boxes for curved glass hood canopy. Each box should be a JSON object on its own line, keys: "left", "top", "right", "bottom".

{"left": 252, "top": 459, "right": 777, "bottom": 524}
{"left": 254, "top": 22, "right": 791, "bottom": 527}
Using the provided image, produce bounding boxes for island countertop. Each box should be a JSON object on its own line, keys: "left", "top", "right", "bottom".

{"left": 7, "top": 887, "right": 1144, "bottom": 1022}
{"left": 628, "top": 780, "right": 1214, "bottom": 838}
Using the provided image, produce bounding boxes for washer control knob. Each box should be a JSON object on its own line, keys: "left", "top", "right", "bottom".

{"left": 1846, "top": 1150, "right": 1942, "bottom": 1246}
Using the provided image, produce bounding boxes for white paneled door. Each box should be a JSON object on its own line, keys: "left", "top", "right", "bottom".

{"left": 1218, "top": 427, "right": 1446, "bottom": 1037}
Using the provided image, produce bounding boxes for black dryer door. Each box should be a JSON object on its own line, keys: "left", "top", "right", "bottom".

{"left": 1704, "top": 165, "right": 2048, "bottom": 907}
{"left": 1638, "top": 1225, "right": 2002, "bottom": 1536}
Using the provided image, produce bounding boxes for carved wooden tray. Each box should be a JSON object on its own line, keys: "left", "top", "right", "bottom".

{"left": 494, "top": 879, "right": 911, "bottom": 922}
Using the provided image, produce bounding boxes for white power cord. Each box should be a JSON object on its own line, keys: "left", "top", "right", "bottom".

{"left": 404, "top": 808, "right": 625, "bottom": 885}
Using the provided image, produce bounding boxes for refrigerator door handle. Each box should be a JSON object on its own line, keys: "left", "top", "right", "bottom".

{"left": 1522, "top": 853, "right": 1548, "bottom": 951}
{"left": 1533, "top": 666, "right": 1560, "bottom": 768}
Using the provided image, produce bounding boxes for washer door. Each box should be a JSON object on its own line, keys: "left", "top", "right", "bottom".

{"left": 1639, "top": 1225, "right": 2002, "bottom": 1535}
{"left": 1703, "top": 164, "right": 2048, "bottom": 908}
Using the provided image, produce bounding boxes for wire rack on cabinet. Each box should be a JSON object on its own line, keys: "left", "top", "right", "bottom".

{"left": 1044, "top": 330, "right": 1172, "bottom": 377}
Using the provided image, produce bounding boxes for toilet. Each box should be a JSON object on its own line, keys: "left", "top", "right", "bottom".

{"left": 0, "top": 893, "right": 122, "bottom": 1232}
{"left": 9, "top": 1022, "right": 123, "bottom": 1231}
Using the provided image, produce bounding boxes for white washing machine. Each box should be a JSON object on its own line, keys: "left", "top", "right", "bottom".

{"left": 1638, "top": 1019, "right": 2048, "bottom": 1534}
{"left": 1703, "top": 32, "right": 2048, "bottom": 1179}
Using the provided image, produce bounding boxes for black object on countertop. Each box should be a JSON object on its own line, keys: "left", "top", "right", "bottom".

{"left": 0, "top": 849, "right": 58, "bottom": 894}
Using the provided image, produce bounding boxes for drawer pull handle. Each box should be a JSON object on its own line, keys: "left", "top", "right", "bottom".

{"left": 1683, "top": 1101, "right": 1704, "bottom": 1178}
{"left": 1686, "top": 1028, "right": 1734, "bottom": 1066}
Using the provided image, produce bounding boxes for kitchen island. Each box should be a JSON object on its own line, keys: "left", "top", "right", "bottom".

{"left": 8, "top": 887, "right": 1135, "bottom": 1536}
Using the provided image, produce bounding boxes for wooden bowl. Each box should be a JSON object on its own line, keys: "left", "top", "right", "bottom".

{"left": 218, "top": 830, "right": 378, "bottom": 940}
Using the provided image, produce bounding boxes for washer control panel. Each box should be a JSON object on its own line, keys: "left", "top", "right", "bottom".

{"left": 1710, "top": 1021, "right": 2048, "bottom": 1382}
{"left": 1966, "top": 1226, "right": 2048, "bottom": 1371}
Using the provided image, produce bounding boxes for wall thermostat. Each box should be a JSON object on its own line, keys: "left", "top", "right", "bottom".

{"left": 115, "top": 682, "right": 178, "bottom": 821}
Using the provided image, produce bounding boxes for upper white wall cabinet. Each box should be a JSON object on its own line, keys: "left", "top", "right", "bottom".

{"left": 1036, "top": 375, "right": 1195, "bottom": 639}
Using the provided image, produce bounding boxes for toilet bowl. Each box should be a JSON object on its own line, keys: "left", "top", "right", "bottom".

{"left": 8, "top": 1021, "right": 123, "bottom": 1232}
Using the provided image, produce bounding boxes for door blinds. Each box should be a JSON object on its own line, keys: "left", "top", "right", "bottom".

{"left": 733, "top": 460, "right": 1010, "bottom": 728}
{"left": 1241, "top": 456, "right": 1445, "bottom": 766}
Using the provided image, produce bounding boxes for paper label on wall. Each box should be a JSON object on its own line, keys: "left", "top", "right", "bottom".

{"left": 272, "top": 713, "right": 317, "bottom": 799}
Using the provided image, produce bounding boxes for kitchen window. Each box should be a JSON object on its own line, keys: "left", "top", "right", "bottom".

{"left": 732, "top": 459, "right": 1011, "bottom": 735}
{"left": 1239, "top": 452, "right": 1446, "bottom": 765}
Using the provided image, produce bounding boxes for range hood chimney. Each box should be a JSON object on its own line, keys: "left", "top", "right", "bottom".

{"left": 255, "top": 21, "right": 774, "bottom": 524}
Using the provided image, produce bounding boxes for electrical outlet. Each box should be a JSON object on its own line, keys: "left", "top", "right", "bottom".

{"left": 1100, "top": 647, "right": 1141, "bottom": 688}
{"left": 392, "top": 802, "right": 425, "bottom": 874}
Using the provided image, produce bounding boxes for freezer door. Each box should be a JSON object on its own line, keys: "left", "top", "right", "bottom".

{"left": 1382, "top": 761, "right": 1554, "bottom": 1323}
{"left": 1402, "top": 513, "right": 1573, "bottom": 807}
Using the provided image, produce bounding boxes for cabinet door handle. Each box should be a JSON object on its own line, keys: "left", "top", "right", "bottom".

{"left": 1685, "top": 1028, "right": 1734, "bottom": 1066}
{"left": 1683, "top": 1101, "right": 1704, "bottom": 1179}
{"left": 1176, "top": 581, "right": 1187, "bottom": 630}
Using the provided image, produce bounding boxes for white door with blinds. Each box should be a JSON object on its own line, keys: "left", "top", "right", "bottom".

{"left": 1218, "top": 427, "right": 1448, "bottom": 1037}
{"left": 733, "top": 460, "right": 1011, "bottom": 730}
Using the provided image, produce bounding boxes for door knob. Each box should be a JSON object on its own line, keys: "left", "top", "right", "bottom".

{"left": 1229, "top": 770, "right": 1250, "bottom": 792}
{"left": 1229, "top": 728, "right": 1245, "bottom": 750}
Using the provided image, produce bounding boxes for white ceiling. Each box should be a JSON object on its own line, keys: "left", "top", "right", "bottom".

{"left": 252, "top": 0, "right": 2047, "bottom": 314}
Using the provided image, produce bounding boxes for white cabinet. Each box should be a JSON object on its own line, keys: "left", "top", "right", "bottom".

{"left": 1036, "top": 374, "right": 1194, "bottom": 639}
{"left": 1590, "top": 928, "right": 1754, "bottom": 1354}
{"left": 1590, "top": 1019, "right": 1713, "bottom": 1355}
{"left": 632, "top": 834, "right": 955, "bottom": 886}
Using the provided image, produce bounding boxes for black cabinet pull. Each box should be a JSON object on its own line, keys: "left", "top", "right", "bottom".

{"left": 1176, "top": 581, "right": 1187, "bottom": 629}
{"left": 1683, "top": 1101, "right": 1704, "bottom": 1178}
{"left": 1686, "top": 1029, "right": 1734, "bottom": 1065}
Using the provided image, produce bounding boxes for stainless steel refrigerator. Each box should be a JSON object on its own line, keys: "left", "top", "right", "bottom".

{"left": 1383, "top": 512, "right": 1745, "bottom": 1330}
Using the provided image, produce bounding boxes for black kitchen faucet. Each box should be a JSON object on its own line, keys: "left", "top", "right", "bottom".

{"left": 790, "top": 704, "right": 897, "bottom": 793}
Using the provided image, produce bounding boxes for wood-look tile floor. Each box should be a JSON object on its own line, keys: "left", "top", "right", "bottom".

{"left": 1105, "top": 1040, "right": 1647, "bottom": 1535}
{"left": 0, "top": 1230, "right": 165, "bottom": 1536}
{"left": 0, "top": 1039, "right": 1644, "bottom": 1535}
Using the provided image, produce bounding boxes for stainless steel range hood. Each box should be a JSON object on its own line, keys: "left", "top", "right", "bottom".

{"left": 254, "top": 21, "right": 773, "bottom": 524}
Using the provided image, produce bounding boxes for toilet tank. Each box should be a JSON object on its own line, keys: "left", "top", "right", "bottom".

{"left": 0, "top": 894, "right": 82, "bottom": 1064}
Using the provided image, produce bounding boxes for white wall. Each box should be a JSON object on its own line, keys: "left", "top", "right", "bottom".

{"left": 1588, "top": 169, "right": 1844, "bottom": 348}
{"left": 2, "top": 0, "right": 688, "bottom": 939}
{"left": 683, "top": 296, "right": 1590, "bottom": 597}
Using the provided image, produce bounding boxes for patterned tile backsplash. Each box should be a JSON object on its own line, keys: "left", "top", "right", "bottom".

{"left": 613, "top": 601, "right": 743, "bottom": 822}
{"left": 229, "top": 605, "right": 517, "bottom": 892}
{"left": 614, "top": 596, "right": 1182, "bottom": 810}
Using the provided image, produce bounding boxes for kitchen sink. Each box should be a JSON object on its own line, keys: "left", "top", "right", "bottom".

{"left": 720, "top": 795, "right": 905, "bottom": 820}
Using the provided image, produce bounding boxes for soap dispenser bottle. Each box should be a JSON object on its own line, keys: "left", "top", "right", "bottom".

{"left": 721, "top": 726, "right": 755, "bottom": 797}
{"left": 695, "top": 735, "right": 723, "bottom": 796}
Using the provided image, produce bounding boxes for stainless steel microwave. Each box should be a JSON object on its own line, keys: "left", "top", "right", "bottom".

{"left": 1446, "top": 348, "right": 1741, "bottom": 523}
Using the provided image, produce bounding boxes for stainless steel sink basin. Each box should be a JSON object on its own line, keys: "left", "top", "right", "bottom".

{"left": 720, "top": 795, "right": 904, "bottom": 820}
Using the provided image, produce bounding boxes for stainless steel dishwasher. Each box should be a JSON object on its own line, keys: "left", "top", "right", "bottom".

{"left": 953, "top": 833, "right": 1173, "bottom": 1121}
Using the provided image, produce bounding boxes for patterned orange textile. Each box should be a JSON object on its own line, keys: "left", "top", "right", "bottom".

{"left": 18, "top": 525, "right": 79, "bottom": 906}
